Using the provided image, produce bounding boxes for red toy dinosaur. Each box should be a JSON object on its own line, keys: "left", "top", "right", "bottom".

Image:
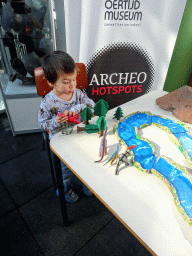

{"left": 58, "top": 113, "right": 80, "bottom": 124}
{"left": 68, "top": 113, "right": 80, "bottom": 124}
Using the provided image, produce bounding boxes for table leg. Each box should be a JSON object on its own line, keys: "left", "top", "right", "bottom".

{"left": 52, "top": 153, "right": 70, "bottom": 227}
{"left": 44, "top": 132, "right": 57, "bottom": 192}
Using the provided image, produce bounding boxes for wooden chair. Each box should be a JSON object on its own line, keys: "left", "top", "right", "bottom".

{"left": 34, "top": 63, "right": 88, "bottom": 226}
{"left": 35, "top": 63, "right": 88, "bottom": 96}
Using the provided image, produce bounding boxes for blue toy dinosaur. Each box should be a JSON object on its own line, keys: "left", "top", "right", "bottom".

{"left": 103, "top": 144, "right": 119, "bottom": 166}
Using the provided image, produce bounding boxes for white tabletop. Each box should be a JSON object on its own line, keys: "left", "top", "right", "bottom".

{"left": 50, "top": 90, "right": 192, "bottom": 256}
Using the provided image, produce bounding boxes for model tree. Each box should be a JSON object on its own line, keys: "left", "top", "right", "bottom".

{"left": 85, "top": 124, "right": 99, "bottom": 133}
{"left": 94, "top": 99, "right": 109, "bottom": 117}
{"left": 96, "top": 116, "right": 107, "bottom": 137}
{"left": 113, "top": 106, "right": 123, "bottom": 120}
{"left": 80, "top": 106, "right": 93, "bottom": 125}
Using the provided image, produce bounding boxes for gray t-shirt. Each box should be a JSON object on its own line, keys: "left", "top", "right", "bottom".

{"left": 38, "top": 89, "right": 95, "bottom": 139}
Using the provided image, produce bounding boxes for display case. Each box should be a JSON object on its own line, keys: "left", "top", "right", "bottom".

{"left": 0, "top": 0, "right": 66, "bottom": 135}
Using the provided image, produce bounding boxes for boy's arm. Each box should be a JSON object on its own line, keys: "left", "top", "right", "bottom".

{"left": 70, "top": 90, "right": 95, "bottom": 113}
{"left": 38, "top": 102, "right": 60, "bottom": 130}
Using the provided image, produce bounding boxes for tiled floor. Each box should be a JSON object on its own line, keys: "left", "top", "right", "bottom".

{"left": 0, "top": 112, "right": 152, "bottom": 256}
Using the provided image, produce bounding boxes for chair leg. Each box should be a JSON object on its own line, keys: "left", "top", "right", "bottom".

{"left": 43, "top": 131, "right": 57, "bottom": 192}
{"left": 52, "top": 153, "right": 70, "bottom": 227}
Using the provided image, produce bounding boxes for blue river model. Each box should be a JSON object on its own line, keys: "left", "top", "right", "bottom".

{"left": 117, "top": 112, "right": 192, "bottom": 219}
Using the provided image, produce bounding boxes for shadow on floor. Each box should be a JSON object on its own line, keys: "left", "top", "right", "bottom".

{"left": 0, "top": 112, "right": 152, "bottom": 256}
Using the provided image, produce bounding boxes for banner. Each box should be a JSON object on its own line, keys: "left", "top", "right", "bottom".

{"left": 64, "top": 0, "right": 187, "bottom": 109}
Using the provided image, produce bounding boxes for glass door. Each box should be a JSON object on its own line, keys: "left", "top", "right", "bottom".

{"left": 0, "top": 0, "right": 54, "bottom": 86}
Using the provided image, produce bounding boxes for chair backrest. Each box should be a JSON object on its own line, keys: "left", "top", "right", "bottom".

{"left": 34, "top": 63, "right": 88, "bottom": 96}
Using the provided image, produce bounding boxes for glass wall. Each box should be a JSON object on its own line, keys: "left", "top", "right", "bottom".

{"left": 0, "top": 0, "right": 54, "bottom": 87}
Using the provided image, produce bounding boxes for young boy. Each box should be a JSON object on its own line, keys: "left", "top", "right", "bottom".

{"left": 38, "top": 51, "right": 95, "bottom": 202}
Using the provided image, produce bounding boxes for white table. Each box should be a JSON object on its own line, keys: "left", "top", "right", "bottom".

{"left": 50, "top": 90, "right": 192, "bottom": 256}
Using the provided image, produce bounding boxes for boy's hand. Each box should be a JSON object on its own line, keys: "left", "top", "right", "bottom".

{"left": 56, "top": 114, "right": 68, "bottom": 125}
{"left": 56, "top": 111, "right": 77, "bottom": 124}
{"left": 64, "top": 110, "right": 77, "bottom": 117}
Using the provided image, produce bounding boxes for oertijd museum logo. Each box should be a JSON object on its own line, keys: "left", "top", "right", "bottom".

{"left": 104, "top": 0, "right": 142, "bottom": 21}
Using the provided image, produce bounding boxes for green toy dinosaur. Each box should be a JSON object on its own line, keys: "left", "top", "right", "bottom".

{"left": 115, "top": 145, "right": 136, "bottom": 175}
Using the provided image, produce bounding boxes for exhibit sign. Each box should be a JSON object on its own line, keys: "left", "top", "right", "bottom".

{"left": 64, "top": 0, "right": 187, "bottom": 109}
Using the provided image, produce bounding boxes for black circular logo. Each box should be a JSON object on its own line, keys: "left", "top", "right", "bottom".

{"left": 86, "top": 42, "right": 155, "bottom": 109}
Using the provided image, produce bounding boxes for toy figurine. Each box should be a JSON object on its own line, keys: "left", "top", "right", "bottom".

{"left": 97, "top": 116, "right": 107, "bottom": 137}
{"left": 77, "top": 126, "right": 85, "bottom": 133}
{"left": 103, "top": 144, "right": 119, "bottom": 166}
{"left": 115, "top": 145, "right": 136, "bottom": 175}
{"left": 94, "top": 99, "right": 109, "bottom": 117}
{"left": 80, "top": 106, "right": 93, "bottom": 125}
{"left": 58, "top": 113, "right": 80, "bottom": 134}
{"left": 58, "top": 112, "right": 80, "bottom": 124}
{"left": 94, "top": 127, "right": 108, "bottom": 163}
{"left": 68, "top": 113, "right": 80, "bottom": 124}
{"left": 85, "top": 124, "right": 99, "bottom": 133}
{"left": 113, "top": 107, "right": 123, "bottom": 120}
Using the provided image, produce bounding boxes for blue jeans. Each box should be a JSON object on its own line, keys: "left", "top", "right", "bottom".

{"left": 51, "top": 152, "right": 90, "bottom": 195}
{"left": 51, "top": 151, "right": 74, "bottom": 193}
{"left": 60, "top": 161, "right": 90, "bottom": 196}
{"left": 60, "top": 160, "right": 74, "bottom": 193}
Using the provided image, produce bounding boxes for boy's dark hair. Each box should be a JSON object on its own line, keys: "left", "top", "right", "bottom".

{"left": 41, "top": 51, "right": 76, "bottom": 84}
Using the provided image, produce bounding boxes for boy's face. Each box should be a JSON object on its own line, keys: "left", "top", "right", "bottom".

{"left": 49, "top": 70, "right": 77, "bottom": 96}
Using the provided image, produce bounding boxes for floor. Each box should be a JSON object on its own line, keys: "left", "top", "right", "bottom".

{"left": 0, "top": 112, "right": 152, "bottom": 256}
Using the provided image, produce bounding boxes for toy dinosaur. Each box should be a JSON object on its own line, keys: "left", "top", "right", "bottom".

{"left": 103, "top": 144, "right": 119, "bottom": 166}
{"left": 94, "top": 127, "right": 108, "bottom": 163}
{"left": 58, "top": 113, "right": 80, "bottom": 135}
{"left": 115, "top": 145, "right": 136, "bottom": 175}
{"left": 68, "top": 113, "right": 80, "bottom": 124}
{"left": 58, "top": 113, "right": 80, "bottom": 124}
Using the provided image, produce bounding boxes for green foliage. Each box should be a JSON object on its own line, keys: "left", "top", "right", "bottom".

{"left": 94, "top": 99, "right": 109, "bottom": 117}
{"left": 96, "top": 116, "right": 106, "bottom": 131}
{"left": 113, "top": 107, "right": 123, "bottom": 120}
{"left": 85, "top": 124, "right": 99, "bottom": 133}
{"left": 80, "top": 107, "right": 93, "bottom": 124}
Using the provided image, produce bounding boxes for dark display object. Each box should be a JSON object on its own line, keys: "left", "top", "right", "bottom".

{"left": 1, "top": 0, "right": 47, "bottom": 85}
